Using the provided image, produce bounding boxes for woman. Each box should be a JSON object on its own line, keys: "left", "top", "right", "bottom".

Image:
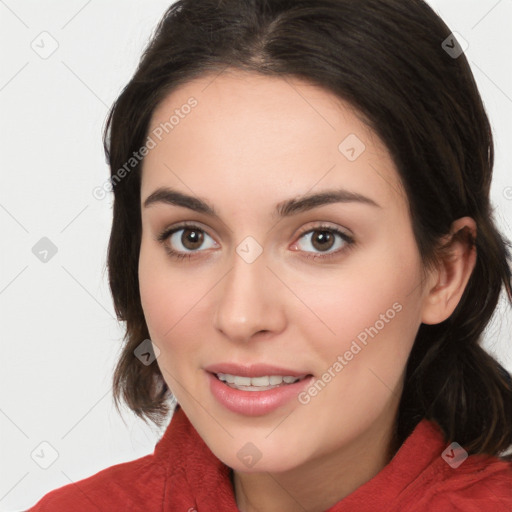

{"left": 28, "top": 0, "right": 512, "bottom": 510}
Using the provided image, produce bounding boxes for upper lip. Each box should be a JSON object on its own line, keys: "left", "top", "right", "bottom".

{"left": 204, "top": 363, "right": 312, "bottom": 378}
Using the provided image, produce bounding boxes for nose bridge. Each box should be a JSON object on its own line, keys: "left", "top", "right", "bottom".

{"left": 213, "top": 245, "right": 285, "bottom": 341}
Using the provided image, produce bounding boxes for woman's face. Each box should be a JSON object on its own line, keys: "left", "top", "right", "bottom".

{"left": 138, "top": 70, "right": 433, "bottom": 473}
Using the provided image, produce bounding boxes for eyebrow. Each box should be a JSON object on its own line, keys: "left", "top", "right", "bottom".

{"left": 142, "top": 186, "right": 381, "bottom": 217}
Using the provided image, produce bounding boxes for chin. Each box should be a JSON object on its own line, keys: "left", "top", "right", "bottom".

{"left": 219, "top": 448, "right": 307, "bottom": 475}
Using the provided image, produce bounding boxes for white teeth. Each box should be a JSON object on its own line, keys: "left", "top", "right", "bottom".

{"left": 251, "top": 376, "right": 270, "bottom": 386}
{"left": 234, "top": 376, "right": 251, "bottom": 386}
{"left": 216, "top": 373, "right": 302, "bottom": 388}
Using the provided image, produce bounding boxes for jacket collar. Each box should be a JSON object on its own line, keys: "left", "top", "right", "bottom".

{"left": 154, "top": 404, "right": 445, "bottom": 511}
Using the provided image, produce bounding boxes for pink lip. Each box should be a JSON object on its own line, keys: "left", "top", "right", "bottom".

{"left": 206, "top": 371, "right": 314, "bottom": 416}
{"left": 203, "top": 362, "right": 310, "bottom": 378}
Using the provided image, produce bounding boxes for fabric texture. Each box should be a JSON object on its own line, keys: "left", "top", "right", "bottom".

{"left": 27, "top": 405, "right": 512, "bottom": 511}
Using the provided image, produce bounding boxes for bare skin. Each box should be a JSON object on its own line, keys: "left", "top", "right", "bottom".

{"left": 137, "top": 69, "right": 476, "bottom": 511}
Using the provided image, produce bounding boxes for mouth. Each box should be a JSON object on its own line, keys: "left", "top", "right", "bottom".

{"left": 204, "top": 363, "right": 315, "bottom": 416}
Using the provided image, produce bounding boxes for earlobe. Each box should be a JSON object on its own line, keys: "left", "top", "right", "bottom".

{"left": 421, "top": 217, "right": 477, "bottom": 325}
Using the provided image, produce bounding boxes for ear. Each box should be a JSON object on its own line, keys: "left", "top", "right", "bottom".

{"left": 421, "top": 217, "right": 477, "bottom": 325}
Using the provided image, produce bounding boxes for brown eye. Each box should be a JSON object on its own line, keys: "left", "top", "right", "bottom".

{"left": 294, "top": 227, "right": 353, "bottom": 256}
{"left": 181, "top": 228, "right": 204, "bottom": 250}
{"left": 161, "top": 225, "right": 218, "bottom": 255}
{"left": 311, "top": 230, "right": 335, "bottom": 252}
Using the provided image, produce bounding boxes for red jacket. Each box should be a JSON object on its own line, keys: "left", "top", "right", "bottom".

{"left": 28, "top": 405, "right": 512, "bottom": 511}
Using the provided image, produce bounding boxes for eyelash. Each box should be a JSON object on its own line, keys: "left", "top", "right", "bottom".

{"left": 155, "top": 222, "right": 355, "bottom": 262}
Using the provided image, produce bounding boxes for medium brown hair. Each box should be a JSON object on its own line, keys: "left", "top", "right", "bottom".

{"left": 103, "top": 0, "right": 512, "bottom": 458}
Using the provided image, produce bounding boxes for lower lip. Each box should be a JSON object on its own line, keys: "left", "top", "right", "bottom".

{"left": 207, "top": 372, "right": 314, "bottom": 416}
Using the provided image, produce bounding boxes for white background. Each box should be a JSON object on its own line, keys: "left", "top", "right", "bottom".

{"left": 0, "top": 1, "right": 511, "bottom": 510}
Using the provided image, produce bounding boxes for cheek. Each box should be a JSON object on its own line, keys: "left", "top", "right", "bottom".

{"left": 138, "top": 249, "right": 211, "bottom": 402}
{"left": 138, "top": 241, "right": 204, "bottom": 351}
{"left": 289, "top": 247, "right": 423, "bottom": 378}
{"left": 290, "top": 267, "right": 422, "bottom": 434}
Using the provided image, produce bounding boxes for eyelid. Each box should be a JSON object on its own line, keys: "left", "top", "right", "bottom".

{"left": 294, "top": 222, "right": 353, "bottom": 240}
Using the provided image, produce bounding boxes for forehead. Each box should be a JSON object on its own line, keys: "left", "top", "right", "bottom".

{"left": 141, "top": 70, "right": 403, "bottom": 210}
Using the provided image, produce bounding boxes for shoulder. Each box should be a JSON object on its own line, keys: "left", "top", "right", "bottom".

{"left": 26, "top": 452, "right": 167, "bottom": 511}
{"left": 27, "top": 407, "right": 199, "bottom": 511}
{"left": 410, "top": 450, "right": 512, "bottom": 511}
{"left": 387, "top": 420, "right": 512, "bottom": 511}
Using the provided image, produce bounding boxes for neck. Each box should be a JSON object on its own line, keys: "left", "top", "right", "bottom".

{"left": 232, "top": 404, "right": 400, "bottom": 512}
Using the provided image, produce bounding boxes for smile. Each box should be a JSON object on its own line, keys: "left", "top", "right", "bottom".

{"left": 206, "top": 368, "right": 314, "bottom": 416}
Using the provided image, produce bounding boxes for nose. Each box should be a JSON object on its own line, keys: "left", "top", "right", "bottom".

{"left": 213, "top": 250, "right": 287, "bottom": 343}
